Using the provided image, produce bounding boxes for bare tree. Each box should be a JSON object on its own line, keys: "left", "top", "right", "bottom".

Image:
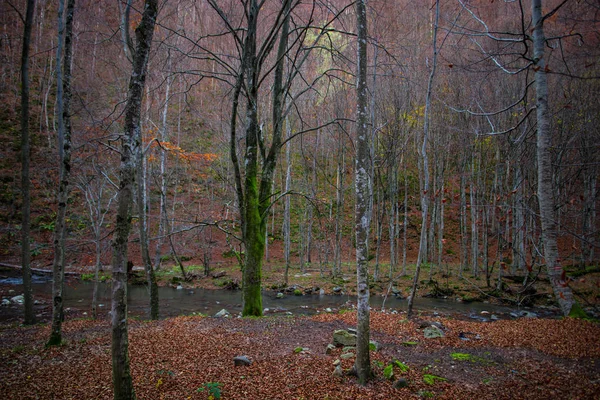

{"left": 354, "top": 0, "right": 372, "bottom": 385}
{"left": 407, "top": 0, "right": 440, "bottom": 319}
{"left": 532, "top": 0, "right": 575, "bottom": 316}
{"left": 48, "top": 0, "right": 75, "bottom": 347}
{"left": 111, "top": 0, "right": 158, "bottom": 398}
{"left": 20, "top": 0, "right": 36, "bottom": 326}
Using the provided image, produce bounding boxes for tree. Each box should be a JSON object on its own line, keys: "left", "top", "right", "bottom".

{"left": 353, "top": 0, "right": 372, "bottom": 385}
{"left": 48, "top": 0, "right": 75, "bottom": 347}
{"left": 531, "top": 0, "right": 575, "bottom": 316}
{"left": 407, "top": 0, "right": 440, "bottom": 319}
{"left": 207, "top": 0, "right": 294, "bottom": 316}
{"left": 20, "top": 0, "right": 36, "bottom": 326}
{"left": 111, "top": 0, "right": 158, "bottom": 398}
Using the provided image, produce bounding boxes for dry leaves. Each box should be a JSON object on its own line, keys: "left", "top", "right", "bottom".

{"left": 0, "top": 312, "right": 598, "bottom": 399}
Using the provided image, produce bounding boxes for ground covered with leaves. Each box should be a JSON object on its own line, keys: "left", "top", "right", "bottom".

{"left": 0, "top": 312, "right": 598, "bottom": 399}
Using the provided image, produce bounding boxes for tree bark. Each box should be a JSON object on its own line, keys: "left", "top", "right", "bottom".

{"left": 532, "top": 0, "right": 575, "bottom": 317}
{"left": 111, "top": 0, "right": 157, "bottom": 398}
{"left": 48, "top": 0, "right": 75, "bottom": 346}
{"left": 408, "top": 0, "right": 440, "bottom": 319}
{"left": 354, "top": 0, "right": 372, "bottom": 385}
{"left": 20, "top": 0, "right": 36, "bottom": 326}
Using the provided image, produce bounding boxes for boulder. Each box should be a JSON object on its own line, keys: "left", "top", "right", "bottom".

{"left": 10, "top": 295, "right": 24, "bottom": 304}
{"left": 369, "top": 340, "right": 381, "bottom": 351}
{"left": 393, "top": 378, "right": 409, "bottom": 389}
{"left": 340, "top": 352, "right": 355, "bottom": 360}
{"left": 325, "top": 344, "right": 336, "bottom": 355}
{"left": 1, "top": 298, "right": 10, "bottom": 306}
{"left": 423, "top": 325, "right": 445, "bottom": 339}
{"left": 333, "top": 330, "right": 357, "bottom": 347}
{"left": 214, "top": 309, "right": 230, "bottom": 318}
{"left": 333, "top": 287, "right": 343, "bottom": 293}
{"left": 276, "top": 292, "right": 284, "bottom": 299}
{"left": 233, "top": 356, "right": 252, "bottom": 366}
{"left": 332, "top": 364, "right": 344, "bottom": 377}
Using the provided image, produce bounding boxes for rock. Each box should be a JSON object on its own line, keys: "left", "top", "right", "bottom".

{"left": 319, "top": 289, "right": 325, "bottom": 296}
{"left": 369, "top": 340, "right": 380, "bottom": 351}
{"left": 10, "top": 295, "right": 24, "bottom": 304}
{"left": 393, "top": 378, "right": 409, "bottom": 389}
{"left": 211, "top": 270, "right": 226, "bottom": 279}
{"left": 176, "top": 285, "right": 183, "bottom": 290}
{"left": 333, "top": 330, "right": 357, "bottom": 347}
{"left": 263, "top": 308, "right": 270, "bottom": 313}
{"left": 276, "top": 292, "right": 284, "bottom": 299}
{"left": 333, "top": 287, "right": 343, "bottom": 293}
{"left": 333, "top": 359, "right": 341, "bottom": 366}
{"left": 391, "top": 286, "right": 401, "bottom": 295}
{"left": 490, "top": 314, "right": 499, "bottom": 321}
{"left": 325, "top": 307, "right": 333, "bottom": 313}
{"left": 214, "top": 309, "right": 230, "bottom": 318}
{"left": 347, "top": 328, "right": 357, "bottom": 335}
{"left": 326, "top": 344, "right": 336, "bottom": 355}
{"left": 333, "top": 364, "right": 344, "bottom": 377}
{"left": 340, "top": 352, "right": 355, "bottom": 360}
{"left": 510, "top": 312, "right": 519, "bottom": 318}
{"left": 233, "top": 356, "right": 252, "bottom": 366}
{"left": 423, "top": 325, "right": 445, "bottom": 339}
{"left": 1, "top": 298, "right": 10, "bottom": 306}
{"left": 342, "top": 346, "right": 355, "bottom": 352}
{"left": 519, "top": 311, "right": 538, "bottom": 319}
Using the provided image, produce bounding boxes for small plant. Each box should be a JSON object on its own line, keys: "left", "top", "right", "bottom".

{"left": 383, "top": 359, "right": 409, "bottom": 380}
{"left": 197, "top": 382, "right": 222, "bottom": 400}
{"left": 450, "top": 352, "right": 473, "bottom": 362}
{"left": 423, "top": 374, "right": 447, "bottom": 385}
{"left": 294, "top": 346, "right": 303, "bottom": 353}
{"left": 383, "top": 364, "right": 394, "bottom": 380}
{"left": 418, "top": 390, "right": 435, "bottom": 398}
{"left": 293, "top": 289, "right": 302, "bottom": 296}
{"left": 393, "top": 360, "right": 409, "bottom": 373}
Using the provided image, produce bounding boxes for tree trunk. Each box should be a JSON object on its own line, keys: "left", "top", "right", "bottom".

{"left": 48, "top": 0, "right": 75, "bottom": 346}
{"left": 532, "top": 0, "right": 575, "bottom": 317}
{"left": 354, "top": 0, "right": 372, "bottom": 385}
{"left": 407, "top": 0, "right": 439, "bottom": 319}
{"left": 283, "top": 122, "right": 292, "bottom": 285}
{"left": 20, "top": 0, "right": 36, "bottom": 326}
{"left": 111, "top": 1, "right": 157, "bottom": 398}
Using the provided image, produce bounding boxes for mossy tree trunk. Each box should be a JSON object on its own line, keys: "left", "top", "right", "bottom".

{"left": 111, "top": 0, "right": 157, "bottom": 398}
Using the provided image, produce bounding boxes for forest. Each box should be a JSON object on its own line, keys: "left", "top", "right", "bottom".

{"left": 0, "top": 0, "right": 599, "bottom": 399}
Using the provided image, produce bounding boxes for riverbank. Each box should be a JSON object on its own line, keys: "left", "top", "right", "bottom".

{"left": 0, "top": 311, "right": 598, "bottom": 399}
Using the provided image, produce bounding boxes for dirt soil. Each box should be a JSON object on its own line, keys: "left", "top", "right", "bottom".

{"left": 0, "top": 311, "right": 598, "bottom": 399}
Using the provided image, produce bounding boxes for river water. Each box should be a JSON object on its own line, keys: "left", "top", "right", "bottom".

{"left": 0, "top": 272, "right": 556, "bottom": 321}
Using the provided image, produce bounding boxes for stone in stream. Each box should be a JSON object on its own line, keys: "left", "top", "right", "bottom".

{"left": 276, "top": 292, "right": 284, "bottom": 299}
{"left": 333, "top": 329, "right": 357, "bottom": 347}
{"left": 233, "top": 356, "right": 252, "bottom": 366}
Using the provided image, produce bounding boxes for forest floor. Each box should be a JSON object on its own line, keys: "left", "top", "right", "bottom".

{"left": 0, "top": 311, "right": 599, "bottom": 399}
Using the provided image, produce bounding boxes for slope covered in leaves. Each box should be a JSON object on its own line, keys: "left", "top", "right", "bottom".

{"left": 0, "top": 312, "right": 598, "bottom": 399}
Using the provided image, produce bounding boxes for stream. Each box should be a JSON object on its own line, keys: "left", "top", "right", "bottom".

{"left": 0, "top": 272, "right": 557, "bottom": 322}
